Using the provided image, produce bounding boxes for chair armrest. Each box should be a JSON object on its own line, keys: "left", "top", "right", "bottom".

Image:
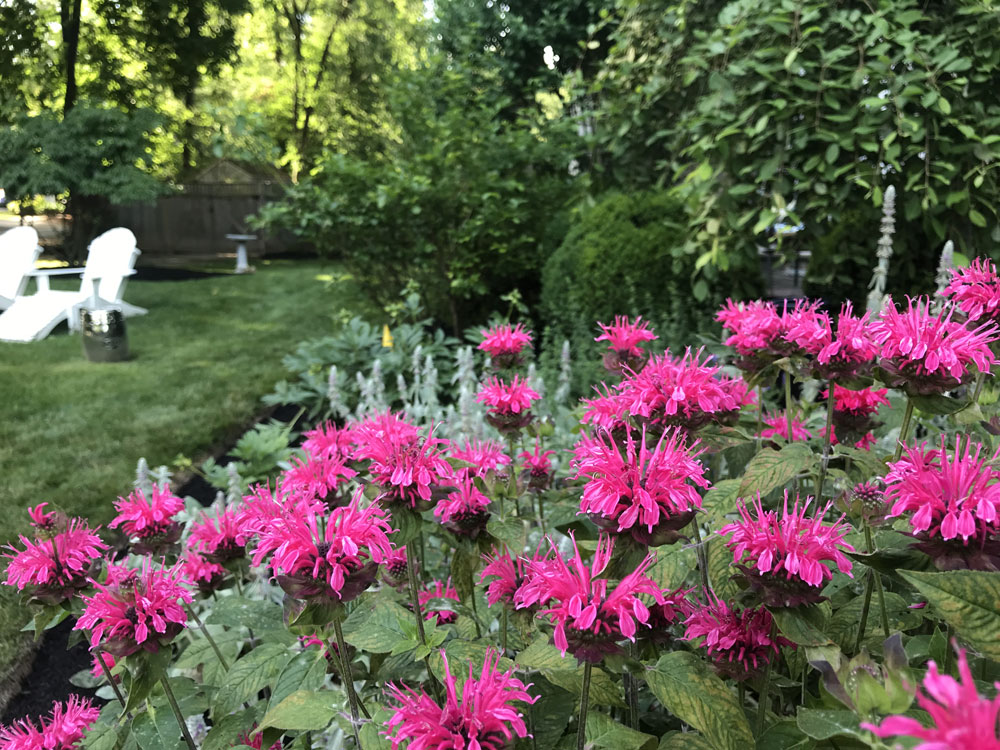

{"left": 27, "top": 267, "right": 85, "bottom": 277}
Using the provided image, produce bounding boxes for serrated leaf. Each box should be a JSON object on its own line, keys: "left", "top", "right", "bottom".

{"left": 429, "top": 640, "right": 515, "bottom": 691}
{"left": 756, "top": 719, "right": 815, "bottom": 750}
{"left": 899, "top": 570, "right": 1000, "bottom": 659}
{"left": 487, "top": 516, "right": 525, "bottom": 552}
{"left": 702, "top": 479, "right": 742, "bottom": 525}
{"left": 213, "top": 643, "right": 293, "bottom": 719}
{"left": 647, "top": 544, "right": 696, "bottom": 590}
{"left": 130, "top": 704, "right": 185, "bottom": 750}
{"left": 256, "top": 690, "right": 337, "bottom": 733}
{"left": 516, "top": 637, "right": 624, "bottom": 707}
{"left": 515, "top": 681, "right": 575, "bottom": 750}
{"left": 738, "top": 444, "right": 815, "bottom": 498}
{"left": 450, "top": 546, "right": 480, "bottom": 602}
{"left": 203, "top": 708, "right": 258, "bottom": 750}
{"left": 658, "top": 732, "right": 715, "bottom": 750}
{"left": 175, "top": 630, "right": 244, "bottom": 686}
{"left": 585, "top": 711, "right": 656, "bottom": 750}
{"left": 771, "top": 605, "right": 832, "bottom": 647}
{"left": 390, "top": 507, "right": 423, "bottom": 546}
{"left": 81, "top": 721, "right": 124, "bottom": 750}
{"left": 267, "top": 646, "right": 328, "bottom": 712}
{"left": 911, "top": 393, "right": 971, "bottom": 416}
{"left": 341, "top": 598, "right": 410, "bottom": 653}
{"left": 795, "top": 708, "right": 866, "bottom": 741}
{"left": 707, "top": 539, "right": 740, "bottom": 602}
{"left": 360, "top": 708, "right": 394, "bottom": 750}
{"left": 205, "top": 596, "right": 286, "bottom": 633}
{"left": 646, "top": 651, "right": 754, "bottom": 750}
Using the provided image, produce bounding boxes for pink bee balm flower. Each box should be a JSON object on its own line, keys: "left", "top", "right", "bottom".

{"left": 862, "top": 646, "right": 1000, "bottom": 750}
{"left": 189, "top": 507, "right": 246, "bottom": 564}
{"left": 252, "top": 489, "right": 393, "bottom": 602}
{"left": 280, "top": 453, "right": 357, "bottom": 506}
{"left": 419, "top": 579, "right": 460, "bottom": 625}
{"left": 0, "top": 695, "right": 100, "bottom": 750}
{"left": 758, "top": 410, "right": 812, "bottom": 442}
{"left": 719, "top": 492, "right": 854, "bottom": 606}
{"left": 884, "top": 438, "right": 1000, "bottom": 569}
{"left": 824, "top": 384, "right": 890, "bottom": 416}
{"left": 944, "top": 256, "right": 1000, "bottom": 324}
{"left": 381, "top": 546, "right": 411, "bottom": 589}
{"left": 574, "top": 427, "right": 709, "bottom": 545}
{"left": 595, "top": 315, "right": 658, "bottom": 357}
{"left": 813, "top": 303, "right": 878, "bottom": 377}
{"left": 480, "top": 548, "right": 521, "bottom": 607}
{"left": 716, "top": 299, "right": 782, "bottom": 357}
{"left": 520, "top": 534, "right": 666, "bottom": 662}
{"left": 236, "top": 482, "right": 326, "bottom": 545}
{"left": 3, "top": 518, "right": 107, "bottom": 604}
{"left": 301, "top": 421, "right": 357, "bottom": 461}
{"left": 109, "top": 485, "right": 185, "bottom": 550}
{"left": 581, "top": 383, "right": 631, "bottom": 434}
{"left": 476, "top": 375, "right": 540, "bottom": 434}
{"left": 869, "top": 296, "right": 997, "bottom": 394}
{"left": 354, "top": 416, "right": 452, "bottom": 508}
{"left": 91, "top": 651, "right": 116, "bottom": 678}
{"left": 352, "top": 410, "right": 421, "bottom": 450}
{"left": 519, "top": 440, "right": 556, "bottom": 489}
{"left": 619, "top": 348, "right": 752, "bottom": 431}
{"left": 434, "top": 473, "right": 491, "bottom": 538}
{"left": 478, "top": 322, "right": 533, "bottom": 368}
{"left": 180, "top": 551, "right": 226, "bottom": 594}
{"left": 27, "top": 503, "right": 62, "bottom": 534}
{"left": 384, "top": 649, "right": 536, "bottom": 750}
{"left": 75, "top": 560, "right": 192, "bottom": 656}
{"left": 450, "top": 439, "right": 511, "bottom": 477}
{"left": 682, "top": 595, "right": 791, "bottom": 680}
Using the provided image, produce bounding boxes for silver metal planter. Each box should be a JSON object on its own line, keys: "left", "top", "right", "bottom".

{"left": 80, "top": 307, "right": 130, "bottom": 362}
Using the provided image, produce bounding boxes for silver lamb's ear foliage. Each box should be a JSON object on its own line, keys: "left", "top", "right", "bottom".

{"left": 867, "top": 185, "right": 896, "bottom": 314}
{"left": 327, "top": 365, "right": 349, "bottom": 420}
{"left": 421, "top": 353, "right": 441, "bottom": 422}
{"left": 933, "top": 240, "right": 955, "bottom": 311}
{"left": 150, "top": 465, "right": 173, "bottom": 492}
{"left": 452, "top": 345, "right": 483, "bottom": 440}
{"left": 134, "top": 457, "right": 152, "bottom": 495}
{"left": 554, "top": 339, "right": 572, "bottom": 407}
{"left": 226, "top": 463, "right": 242, "bottom": 503}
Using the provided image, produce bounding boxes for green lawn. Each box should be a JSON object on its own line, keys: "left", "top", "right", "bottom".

{"left": 0, "top": 260, "right": 372, "bottom": 694}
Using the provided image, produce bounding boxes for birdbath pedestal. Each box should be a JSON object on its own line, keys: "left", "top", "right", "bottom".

{"left": 225, "top": 234, "right": 257, "bottom": 274}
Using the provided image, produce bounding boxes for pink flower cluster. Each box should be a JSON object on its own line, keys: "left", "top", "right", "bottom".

{"left": 189, "top": 507, "right": 245, "bottom": 563}
{"left": 758, "top": 411, "right": 812, "bottom": 443}
{"left": 478, "top": 323, "right": 533, "bottom": 367}
{"left": 434, "top": 473, "right": 491, "bottom": 538}
{"left": 109, "top": 486, "right": 184, "bottom": 543}
{"left": 419, "top": 579, "right": 460, "bottom": 625}
{"left": 75, "top": 560, "right": 192, "bottom": 656}
{"left": 595, "top": 315, "right": 657, "bottom": 357}
{"left": 0, "top": 696, "right": 100, "bottom": 750}
{"left": 451, "top": 439, "right": 510, "bottom": 477}
{"left": 944, "top": 256, "right": 1000, "bottom": 324}
{"left": 863, "top": 646, "right": 1000, "bottom": 750}
{"left": 353, "top": 414, "right": 451, "bottom": 508}
{"left": 385, "top": 649, "right": 536, "bottom": 750}
{"left": 476, "top": 375, "right": 540, "bottom": 416}
{"left": 574, "top": 427, "right": 708, "bottom": 544}
{"left": 719, "top": 493, "right": 854, "bottom": 606}
{"left": 825, "top": 384, "right": 889, "bottom": 416}
{"left": 682, "top": 595, "right": 790, "bottom": 680}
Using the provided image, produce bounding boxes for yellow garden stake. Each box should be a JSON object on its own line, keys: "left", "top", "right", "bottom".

{"left": 382, "top": 324, "right": 394, "bottom": 348}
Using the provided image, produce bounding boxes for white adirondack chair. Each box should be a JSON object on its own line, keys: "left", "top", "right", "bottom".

{"left": 0, "top": 226, "right": 41, "bottom": 310}
{"left": 0, "top": 227, "right": 147, "bottom": 343}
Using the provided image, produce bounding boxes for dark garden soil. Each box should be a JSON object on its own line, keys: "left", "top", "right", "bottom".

{"left": 1, "top": 403, "right": 306, "bottom": 724}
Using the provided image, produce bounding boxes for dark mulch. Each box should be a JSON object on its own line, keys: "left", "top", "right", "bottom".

{"left": 133, "top": 266, "right": 227, "bottom": 282}
{"left": 0, "top": 403, "right": 307, "bottom": 724}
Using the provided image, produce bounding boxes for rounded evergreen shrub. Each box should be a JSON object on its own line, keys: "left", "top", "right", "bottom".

{"left": 539, "top": 190, "right": 758, "bottom": 395}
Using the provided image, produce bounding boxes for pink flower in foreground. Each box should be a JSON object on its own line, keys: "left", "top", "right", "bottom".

{"left": 434, "top": 473, "right": 491, "bottom": 538}
{"left": 76, "top": 561, "right": 192, "bottom": 656}
{"left": 180, "top": 551, "right": 226, "bottom": 594}
{"left": 252, "top": 489, "right": 393, "bottom": 602}
{"left": 301, "top": 421, "right": 357, "bottom": 461}
{"left": 870, "top": 296, "right": 997, "bottom": 394}
{"left": 0, "top": 695, "right": 100, "bottom": 750}
{"left": 575, "top": 427, "right": 708, "bottom": 545}
{"left": 825, "top": 385, "right": 890, "bottom": 416}
{"left": 581, "top": 383, "right": 631, "bottom": 434}
{"left": 719, "top": 492, "right": 854, "bottom": 606}
{"left": 595, "top": 316, "right": 658, "bottom": 357}
{"left": 450, "top": 439, "right": 510, "bottom": 478}
{"left": 814, "top": 303, "right": 878, "bottom": 376}
{"left": 477, "top": 376, "right": 540, "bottom": 433}
{"left": 27, "top": 503, "right": 62, "bottom": 534}
{"left": 862, "top": 646, "right": 1000, "bottom": 750}
{"left": 519, "top": 440, "right": 556, "bottom": 489}
{"left": 884, "top": 438, "right": 1000, "bottom": 569}
{"left": 280, "top": 453, "right": 357, "bottom": 506}
{"left": 354, "top": 416, "right": 451, "bottom": 508}
{"left": 385, "top": 649, "right": 536, "bottom": 750}
{"left": 519, "top": 534, "right": 665, "bottom": 662}
{"left": 419, "top": 579, "right": 460, "bottom": 625}
{"left": 480, "top": 548, "right": 521, "bottom": 607}
{"left": 478, "top": 322, "right": 533, "bottom": 368}
{"left": 944, "top": 256, "right": 1000, "bottom": 324}
{"left": 682, "top": 595, "right": 790, "bottom": 680}
{"left": 189, "top": 507, "right": 245, "bottom": 563}
{"left": 3, "top": 518, "right": 107, "bottom": 603}
{"left": 619, "top": 348, "right": 752, "bottom": 431}
{"left": 90, "top": 651, "right": 116, "bottom": 679}
{"left": 758, "top": 411, "right": 812, "bottom": 442}
{"left": 109, "top": 486, "right": 184, "bottom": 550}
{"left": 716, "top": 299, "right": 782, "bottom": 358}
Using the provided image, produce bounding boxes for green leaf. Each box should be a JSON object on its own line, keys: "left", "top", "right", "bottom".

{"left": 516, "top": 682, "right": 575, "bottom": 750}
{"left": 646, "top": 651, "right": 754, "bottom": 750}
{"left": 429, "top": 640, "right": 516, "bottom": 691}
{"left": 516, "top": 636, "right": 624, "bottom": 706}
{"left": 205, "top": 596, "right": 287, "bottom": 634}
{"left": 122, "top": 649, "right": 171, "bottom": 716}
{"left": 969, "top": 208, "right": 988, "bottom": 228}
{"left": 256, "top": 690, "right": 338, "bottom": 733}
{"left": 795, "top": 708, "right": 866, "bottom": 741}
{"left": 487, "top": 516, "right": 525, "bottom": 551}
{"left": 738, "top": 444, "right": 815, "bottom": 498}
{"left": 899, "top": 570, "right": 1000, "bottom": 659}
{"left": 267, "top": 646, "right": 328, "bottom": 711}
{"left": 911, "top": 393, "right": 971, "bottom": 416}
{"left": 213, "top": 643, "right": 293, "bottom": 719}
{"left": 359, "top": 708, "right": 394, "bottom": 750}
{"left": 824, "top": 143, "right": 840, "bottom": 164}
{"left": 341, "top": 598, "right": 411, "bottom": 654}
{"left": 129, "top": 704, "right": 184, "bottom": 750}
{"left": 647, "top": 543, "right": 696, "bottom": 591}
{"left": 585, "top": 711, "right": 656, "bottom": 750}
{"left": 203, "top": 708, "right": 258, "bottom": 750}
{"left": 658, "top": 732, "right": 715, "bottom": 750}
{"left": 755, "top": 719, "right": 815, "bottom": 750}
{"left": 707, "top": 539, "right": 740, "bottom": 602}
{"left": 82, "top": 720, "right": 125, "bottom": 750}
{"left": 771, "top": 605, "right": 832, "bottom": 647}
{"left": 450, "top": 545, "right": 480, "bottom": 601}
{"left": 175, "top": 630, "right": 244, "bottom": 686}
{"left": 701, "top": 479, "right": 742, "bottom": 525}
{"left": 389, "top": 507, "right": 423, "bottom": 546}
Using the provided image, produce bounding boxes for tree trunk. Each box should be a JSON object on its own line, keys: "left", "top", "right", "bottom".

{"left": 61, "top": 0, "right": 82, "bottom": 115}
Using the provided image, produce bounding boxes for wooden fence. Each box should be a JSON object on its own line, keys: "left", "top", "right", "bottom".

{"left": 110, "top": 181, "right": 295, "bottom": 262}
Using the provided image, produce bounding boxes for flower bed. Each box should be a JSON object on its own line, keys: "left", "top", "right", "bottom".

{"left": 5, "top": 268, "right": 1000, "bottom": 749}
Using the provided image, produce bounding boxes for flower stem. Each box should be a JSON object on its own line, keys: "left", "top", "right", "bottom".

{"left": 626, "top": 642, "right": 639, "bottom": 731}
{"left": 815, "top": 383, "right": 836, "bottom": 501}
{"left": 784, "top": 372, "right": 794, "bottom": 444}
{"left": 159, "top": 675, "right": 197, "bottom": 750}
{"left": 690, "top": 518, "right": 711, "bottom": 594}
{"left": 973, "top": 371, "right": 987, "bottom": 405}
{"left": 893, "top": 397, "right": 915, "bottom": 463}
{"left": 536, "top": 491, "right": 547, "bottom": 537}
{"left": 864, "top": 524, "right": 891, "bottom": 639}
{"left": 855, "top": 571, "right": 876, "bottom": 654}
{"left": 333, "top": 615, "right": 364, "bottom": 750}
{"left": 576, "top": 662, "right": 593, "bottom": 750}
{"left": 185, "top": 604, "right": 229, "bottom": 671}
{"left": 756, "top": 648, "right": 773, "bottom": 737}
{"left": 404, "top": 543, "right": 428, "bottom": 647}
{"left": 97, "top": 649, "right": 126, "bottom": 708}
{"left": 756, "top": 385, "right": 764, "bottom": 452}
{"left": 501, "top": 607, "right": 509, "bottom": 656}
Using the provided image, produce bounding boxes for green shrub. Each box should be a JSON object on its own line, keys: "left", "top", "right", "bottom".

{"left": 539, "top": 190, "right": 758, "bottom": 395}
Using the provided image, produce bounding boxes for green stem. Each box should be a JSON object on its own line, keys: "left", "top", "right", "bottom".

{"left": 816, "top": 383, "right": 836, "bottom": 501}
{"left": 973, "top": 371, "right": 987, "bottom": 405}
{"left": 577, "top": 662, "right": 593, "bottom": 750}
{"left": 501, "top": 607, "right": 509, "bottom": 656}
{"left": 97, "top": 649, "right": 126, "bottom": 708}
{"left": 690, "top": 518, "right": 710, "bottom": 594}
{"left": 756, "top": 385, "right": 764, "bottom": 452}
{"left": 784, "top": 372, "right": 794, "bottom": 444}
{"left": 185, "top": 604, "right": 229, "bottom": 671}
{"left": 864, "top": 524, "right": 890, "bottom": 640}
{"left": 855, "top": 571, "right": 876, "bottom": 654}
{"left": 333, "top": 615, "right": 364, "bottom": 750}
{"left": 160, "top": 675, "right": 197, "bottom": 750}
{"left": 756, "top": 642, "right": 773, "bottom": 736}
{"left": 626, "top": 642, "right": 639, "bottom": 731}
{"left": 404, "top": 544, "right": 427, "bottom": 646}
{"left": 536, "top": 491, "right": 547, "bottom": 537}
{"left": 893, "top": 397, "right": 915, "bottom": 463}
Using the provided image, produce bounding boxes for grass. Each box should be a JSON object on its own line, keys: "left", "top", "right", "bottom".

{"left": 0, "top": 259, "right": 373, "bottom": 690}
